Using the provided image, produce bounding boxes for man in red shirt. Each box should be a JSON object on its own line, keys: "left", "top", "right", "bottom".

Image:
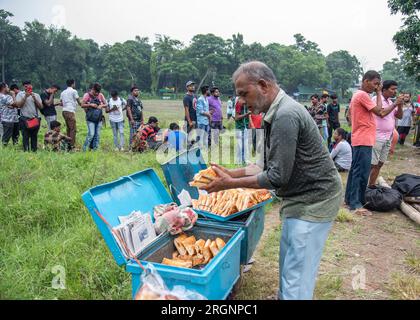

{"left": 250, "top": 112, "right": 263, "bottom": 154}
{"left": 345, "top": 71, "right": 400, "bottom": 215}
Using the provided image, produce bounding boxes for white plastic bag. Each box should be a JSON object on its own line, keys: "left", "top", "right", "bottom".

{"left": 135, "top": 264, "right": 207, "bottom": 300}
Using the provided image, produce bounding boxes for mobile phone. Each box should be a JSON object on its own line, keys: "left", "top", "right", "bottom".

{"left": 27, "top": 85, "right": 33, "bottom": 94}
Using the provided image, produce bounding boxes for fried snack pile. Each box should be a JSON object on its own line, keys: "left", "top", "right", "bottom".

{"left": 189, "top": 168, "right": 217, "bottom": 188}
{"left": 191, "top": 188, "right": 271, "bottom": 217}
{"left": 161, "top": 234, "right": 226, "bottom": 269}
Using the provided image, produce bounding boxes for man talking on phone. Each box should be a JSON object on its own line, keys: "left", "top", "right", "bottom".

{"left": 15, "top": 80, "right": 43, "bottom": 152}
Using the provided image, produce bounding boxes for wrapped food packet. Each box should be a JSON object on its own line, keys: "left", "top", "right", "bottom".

{"left": 135, "top": 264, "right": 207, "bottom": 300}
{"left": 154, "top": 204, "right": 198, "bottom": 235}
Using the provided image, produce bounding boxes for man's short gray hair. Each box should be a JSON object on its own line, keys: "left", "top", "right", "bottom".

{"left": 232, "top": 61, "right": 277, "bottom": 84}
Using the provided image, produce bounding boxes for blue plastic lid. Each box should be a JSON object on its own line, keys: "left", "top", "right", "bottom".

{"left": 161, "top": 148, "right": 207, "bottom": 204}
{"left": 81, "top": 169, "right": 173, "bottom": 266}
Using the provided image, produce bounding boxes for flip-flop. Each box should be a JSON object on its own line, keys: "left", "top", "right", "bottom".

{"left": 353, "top": 208, "right": 373, "bottom": 217}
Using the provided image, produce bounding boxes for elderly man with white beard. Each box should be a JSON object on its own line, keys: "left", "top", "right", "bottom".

{"left": 203, "top": 61, "right": 342, "bottom": 300}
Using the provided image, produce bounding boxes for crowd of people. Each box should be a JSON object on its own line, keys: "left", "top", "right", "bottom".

{"left": 1, "top": 63, "right": 420, "bottom": 301}
{"left": 0, "top": 77, "right": 419, "bottom": 161}
{"left": 305, "top": 80, "right": 420, "bottom": 209}
{"left": 0, "top": 80, "right": 193, "bottom": 153}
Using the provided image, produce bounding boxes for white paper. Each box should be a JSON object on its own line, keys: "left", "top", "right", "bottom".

{"left": 113, "top": 211, "right": 157, "bottom": 258}
{"left": 178, "top": 189, "right": 193, "bottom": 207}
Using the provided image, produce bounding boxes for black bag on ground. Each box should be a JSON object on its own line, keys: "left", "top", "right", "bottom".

{"left": 364, "top": 186, "right": 402, "bottom": 212}
{"left": 391, "top": 174, "right": 420, "bottom": 197}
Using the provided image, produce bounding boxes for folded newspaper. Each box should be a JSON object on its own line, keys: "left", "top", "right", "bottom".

{"left": 113, "top": 211, "right": 157, "bottom": 259}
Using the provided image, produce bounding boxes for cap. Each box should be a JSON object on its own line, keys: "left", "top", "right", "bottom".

{"left": 186, "top": 81, "right": 195, "bottom": 88}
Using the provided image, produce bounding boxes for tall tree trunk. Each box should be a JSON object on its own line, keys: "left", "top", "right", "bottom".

{"left": 197, "top": 68, "right": 211, "bottom": 92}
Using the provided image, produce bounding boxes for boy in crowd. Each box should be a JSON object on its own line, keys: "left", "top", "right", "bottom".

{"left": 165, "top": 123, "right": 187, "bottom": 152}
{"left": 60, "top": 79, "right": 82, "bottom": 151}
{"left": 132, "top": 116, "right": 160, "bottom": 152}
{"left": 0, "top": 82, "right": 19, "bottom": 146}
{"left": 196, "top": 85, "right": 211, "bottom": 148}
{"left": 127, "top": 86, "right": 144, "bottom": 145}
{"left": 106, "top": 90, "right": 127, "bottom": 151}
{"left": 40, "top": 84, "right": 61, "bottom": 130}
{"left": 44, "top": 120, "right": 72, "bottom": 151}
{"left": 368, "top": 80, "right": 403, "bottom": 187}
{"left": 327, "top": 94, "right": 341, "bottom": 147}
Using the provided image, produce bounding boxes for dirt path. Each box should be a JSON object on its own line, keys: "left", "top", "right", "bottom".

{"left": 236, "top": 145, "right": 420, "bottom": 300}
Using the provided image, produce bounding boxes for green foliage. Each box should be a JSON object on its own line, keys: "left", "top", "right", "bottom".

{"left": 2, "top": 8, "right": 416, "bottom": 97}
{"left": 326, "top": 51, "right": 363, "bottom": 98}
{"left": 388, "top": 0, "right": 420, "bottom": 81}
{"left": 381, "top": 57, "right": 420, "bottom": 94}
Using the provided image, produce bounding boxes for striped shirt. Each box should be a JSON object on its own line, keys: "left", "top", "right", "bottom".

{"left": 397, "top": 104, "right": 415, "bottom": 127}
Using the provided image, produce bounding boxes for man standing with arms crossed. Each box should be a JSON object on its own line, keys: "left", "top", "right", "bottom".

{"left": 183, "top": 81, "right": 197, "bottom": 142}
{"left": 127, "top": 86, "right": 144, "bottom": 146}
{"left": 204, "top": 61, "right": 342, "bottom": 300}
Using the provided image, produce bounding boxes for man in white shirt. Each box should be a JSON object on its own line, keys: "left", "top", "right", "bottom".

{"left": 106, "top": 90, "right": 127, "bottom": 151}
{"left": 60, "top": 79, "right": 81, "bottom": 150}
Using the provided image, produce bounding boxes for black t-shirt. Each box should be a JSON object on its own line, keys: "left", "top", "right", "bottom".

{"left": 327, "top": 103, "right": 340, "bottom": 124}
{"left": 127, "top": 95, "right": 143, "bottom": 121}
{"left": 40, "top": 90, "right": 57, "bottom": 116}
{"left": 183, "top": 94, "right": 197, "bottom": 122}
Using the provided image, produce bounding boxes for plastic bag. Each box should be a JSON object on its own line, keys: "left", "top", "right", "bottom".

{"left": 364, "top": 186, "right": 402, "bottom": 212}
{"left": 154, "top": 203, "right": 198, "bottom": 235}
{"left": 135, "top": 264, "right": 207, "bottom": 300}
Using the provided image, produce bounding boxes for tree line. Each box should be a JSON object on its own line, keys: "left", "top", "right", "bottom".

{"left": 0, "top": 7, "right": 418, "bottom": 99}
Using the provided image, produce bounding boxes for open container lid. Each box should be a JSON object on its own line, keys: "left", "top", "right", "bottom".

{"left": 160, "top": 148, "right": 273, "bottom": 222}
{"left": 161, "top": 147, "right": 207, "bottom": 205}
{"left": 81, "top": 169, "right": 173, "bottom": 266}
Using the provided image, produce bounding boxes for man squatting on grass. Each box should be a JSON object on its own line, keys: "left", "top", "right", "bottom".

{"left": 203, "top": 61, "right": 342, "bottom": 300}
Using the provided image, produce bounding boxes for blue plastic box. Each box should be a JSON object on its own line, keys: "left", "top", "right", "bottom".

{"left": 81, "top": 168, "right": 244, "bottom": 300}
{"left": 161, "top": 148, "right": 271, "bottom": 222}
{"left": 161, "top": 148, "right": 270, "bottom": 264}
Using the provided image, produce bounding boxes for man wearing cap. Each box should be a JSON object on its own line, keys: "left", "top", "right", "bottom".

{"left": 183, "top": 81, "right": 197, "bottom": 134}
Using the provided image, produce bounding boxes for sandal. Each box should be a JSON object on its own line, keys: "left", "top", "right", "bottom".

{"left": 353, "top": 208, "right": 373, "bottom": 217}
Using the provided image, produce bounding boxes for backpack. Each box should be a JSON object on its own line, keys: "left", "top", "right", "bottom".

{"left": 364, "top": 186, "right": 403, "bottom": 212}
{"left": 85, "top": 94, "right": 103, "bottom": 123}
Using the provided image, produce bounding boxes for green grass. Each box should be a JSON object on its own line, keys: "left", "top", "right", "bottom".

{"left": 0, "top": 148, "right": 163, "bottom": 299}
{"left": 314, "top": 275, "right": 344, "bottom": 300}
{"left": 335, "top": 208, "right": 355, "bottom": 223}
{"left": 0, "top": 99, "right": 250, "bottom": 299}
{"left": 387, "top": 273, "right": 420, "bottom": 300}
{"left": 404, "top": 252, "right": 420, "bottom": 275}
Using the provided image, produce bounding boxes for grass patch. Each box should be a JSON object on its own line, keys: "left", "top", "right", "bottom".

{"left": 0, "top": 148, "right": 161, "bottom": 299}
{"left": 260, "top": 225, "right": 281, "bottom": 259}
{"left": 404, "top": 252, "right": 420, "bottom": 275}
{"left": 387, "top": 273, "right": 420, "bottom": 300}
{"left": 234, "top": 225, "right": 281, "bottom": 300}
{"left": 314, "top": 275, "right": 344, "bottom": 300}
{"left": 335, "top": 208, "right": 354, "bottom": 223}
{"left": 315, "top": 275, "right": 343, "bottom": 300}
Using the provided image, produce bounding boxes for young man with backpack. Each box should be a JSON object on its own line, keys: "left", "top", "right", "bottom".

{"left": 106, "top": 90, "right": 127, "bottom": 151}
{"left": 81, "top": 83, "right": 107, "bottom": 151}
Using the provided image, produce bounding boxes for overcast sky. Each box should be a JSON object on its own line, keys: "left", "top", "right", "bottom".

{"left": 1, "top": 0, "right": 403, "bottom": 71}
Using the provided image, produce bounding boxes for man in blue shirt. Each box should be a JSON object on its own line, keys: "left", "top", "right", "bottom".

{"left": 166, "top": 123, "right": 187, "bottom": 152}
{"left": 196, "top": 85, "right": 211, "bottom": 148}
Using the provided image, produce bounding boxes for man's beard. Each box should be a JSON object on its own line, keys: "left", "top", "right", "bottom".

{"left": 252, "top": 94, "right": 268, "bottom": 114}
